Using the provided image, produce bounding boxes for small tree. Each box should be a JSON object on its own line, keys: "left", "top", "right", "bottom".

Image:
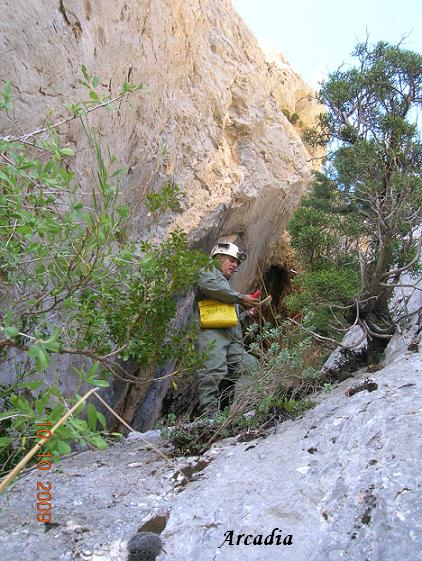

{"left": 287, "top": 40, "right": 422, "bottom": 361}
{"left": 0, "top": 70, "right": 209, "bottom": 472}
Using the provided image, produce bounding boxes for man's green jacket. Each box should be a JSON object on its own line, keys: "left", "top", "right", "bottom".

{"left": 195, "top": 266, "right": 248, "bottom": 337}
{"left": 196, "top": 266, "right": 245, "bottom": 304}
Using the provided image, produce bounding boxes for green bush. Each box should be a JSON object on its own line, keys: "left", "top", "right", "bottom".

{"left": 0, "top": 70, "right": 209, "bottom": 476}
{"left": 282, "top": 108, "right": 300, "bottom": 125}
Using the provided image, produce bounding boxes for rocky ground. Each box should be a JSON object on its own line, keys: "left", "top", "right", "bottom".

{"left": 2, "top": 335, "right": 421, "bottom": 561}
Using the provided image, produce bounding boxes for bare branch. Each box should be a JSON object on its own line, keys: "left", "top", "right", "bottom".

{"left": 382, "top": 236, "right": 422, "bottom": 279}
{"left": 361, "top": 319, "right": 393, "bottom": 339}
{"left": 380, "top": 282, "right": 422, "bottom": 291}
{"left": 287, "top": 317, "right": 368, "bottom": 349}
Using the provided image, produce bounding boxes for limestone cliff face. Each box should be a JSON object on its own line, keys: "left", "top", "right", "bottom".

{"left": 0, "top": 0, "right": 322, "bottom": 290}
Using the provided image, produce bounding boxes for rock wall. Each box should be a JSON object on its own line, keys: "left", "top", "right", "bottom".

{"left": 0, "top": 0, "right": 322, "bottom": 290}
{"left": 0, "top": 0, "right": 323, "bottom": 425}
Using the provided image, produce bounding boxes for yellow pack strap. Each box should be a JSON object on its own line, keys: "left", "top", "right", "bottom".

{"left": 198, "top": 300, "right": 238, "bottom": 328}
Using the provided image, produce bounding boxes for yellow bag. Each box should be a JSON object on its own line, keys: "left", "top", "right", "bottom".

{"left": 198, "top": 300, "right": 238, "bottom": 328}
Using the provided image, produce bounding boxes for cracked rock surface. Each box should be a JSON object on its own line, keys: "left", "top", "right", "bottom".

{"left": 0, "top": 0, "right": 321, "bottom": 284}
{"left": 159, "top": 352, "right": 422, "bottom": 561}
{"left": 1, "top": 433, "right": 178, "bottom": 561}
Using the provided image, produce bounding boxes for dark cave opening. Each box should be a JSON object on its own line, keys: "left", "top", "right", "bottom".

{"left": 262, "top": 265, "right": 292, "bottom": 320}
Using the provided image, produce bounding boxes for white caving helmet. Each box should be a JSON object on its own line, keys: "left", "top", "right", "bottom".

{"left": 210, "top": 242, "right": 247, "bottom": 263}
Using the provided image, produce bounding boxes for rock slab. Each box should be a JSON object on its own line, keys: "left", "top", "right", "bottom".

{"left": 159, "top": 352, "right": 422, "bottom": 561}
{"left": 1, "top": 345, "right": 421, "bottom": 561}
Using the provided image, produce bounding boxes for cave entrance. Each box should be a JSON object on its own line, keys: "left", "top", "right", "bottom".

{"left": 262, "top": 265, "right": 292, "bottom": 321}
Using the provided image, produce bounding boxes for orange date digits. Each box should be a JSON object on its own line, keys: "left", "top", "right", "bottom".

{"left": 36, "top": 429, "right": 52, "bottom": 439}
{"left": 37, "top": 512, "right": 52, "bottom": 523}
{"left": 37, "top": 501, "right": 52, "bottom": 512}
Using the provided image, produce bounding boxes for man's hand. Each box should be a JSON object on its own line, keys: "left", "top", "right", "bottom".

{"left": 247, "top": 307, "right": 259, "bottom": 318}
{"left": 241, "top": 295, "right": 260, "bottom": 307}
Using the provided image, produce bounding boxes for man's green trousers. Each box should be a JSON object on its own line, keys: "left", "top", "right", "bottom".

{"left": 196, "top": 326, "right": 260, "bottom": 412}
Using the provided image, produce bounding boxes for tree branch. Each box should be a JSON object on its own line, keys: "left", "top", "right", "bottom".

{"left": 381, "top": 236, "right": 422, "bottom": 279}
{"left": 1, "top": 88, "right": 142, "bottom": 143}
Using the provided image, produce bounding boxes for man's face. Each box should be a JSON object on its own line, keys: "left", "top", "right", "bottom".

{"left": 219, "top": 255, "right": 240, "bottom": 279}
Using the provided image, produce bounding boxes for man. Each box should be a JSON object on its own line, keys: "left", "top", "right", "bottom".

{"left": 195, "top": 242, "right": 260, "bottom": 416}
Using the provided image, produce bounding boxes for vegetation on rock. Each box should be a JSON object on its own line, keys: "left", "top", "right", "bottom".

{"left": 163, "top": 319, "right": 321, "bottom": 456}
{"left": 0, "top": 70, "right": 209, "bottom": 474}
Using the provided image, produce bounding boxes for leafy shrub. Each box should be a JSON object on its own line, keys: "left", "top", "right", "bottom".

{"left": 0, "top": 70, "right": 209, "bottom": 476}
{"left": 243, "top": 320, "right": 324, "bottom": 401}
{"left": 0, "top": 371, "right": 111, "bottom": 470}
{"left": 282, "top": 108, "right": 300, "bottom": 125}
{"left": 162, "top": 320, "right": 324, "bottom": 456}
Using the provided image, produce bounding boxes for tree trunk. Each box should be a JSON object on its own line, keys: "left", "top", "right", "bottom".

{"left": 113, "top": 365, "right": 156, "bottom": 432}
{"left": 105, "top": 291, "right": 197, "bottom": 433}
{"left": 365, "top": 291, "right": 395, "bottom": 364}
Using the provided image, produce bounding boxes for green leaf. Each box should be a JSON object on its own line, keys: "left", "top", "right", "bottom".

{"left": 90, "top": 435, "right": 108, "bottom": 449}
{"left": 116, "top": 205, "right": 129, "bottom": 219}
{"left": 58, "top": 148, "right": 75, "bottom": 157}
{"left": 111, "top": 167, "right": 127, "bottom": 178}
{"left": 81, "top": 64, "right": 90, "bottom": 82}
{"left": 56, "top": 440, "right": 72, "bottom": 455}
{"left": 16, "top": 380, "right": 44, "bottom": 390}
{"left": 3, "top": 326, "right": 19, "bottom": 338}
{"left": 48, "top": 404, "right": 65, "bottom": 423}
{"left": 0, "top": 80, "right": 13, "bottom": 111}
{"left": 85, "top": 362, "right": 99, "bottom": 377}
{"left": 119, "top": 80, "right": 129, "bottom": 94}
{"left": 35, "top": 393, "right": 50, "bottom": 415}
{"left": 0, "top": 436, "right": 12, "bottom": 448}
{"left": 42, "top": 340, "right": 61, "bottom": 352}
{"left": 67, "top": 102, "right": 84, "bottom": 116}
{"left": 92, "top": 76, "right": 100, "bottom": 89}
{"left": 43, "top": 160, "right": 55, "bottom": 174}
{"left": 86, "top": 403, "right": 98, "bottom": 431}
{"left": 86, "top": 378, "right": 110, "bottom": 388}
{"left": 96, "top": 411, "right": 107, "bottom": 430}
{"left": 35, "top": 263, "right": 46, "bottom": 275}
{"left": 28, "top": 344, "right": 50, "bottom": 372}
{"left": 0, "top": 410, "right": 18, "bottom": 420}
{"left": 89, "top": 90, "right": 99, "bottom": 101}
{"left": 53, "top": 425, "right": 72, "bottom": 439}
{"left": 48, "top": 386, "right": 63, "bottom": 398}
{"left": 68, "top": 417, "right": 87, "bottom": 432}
{"left": 39, "top": 327, "right": 62, "bottom": 352}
